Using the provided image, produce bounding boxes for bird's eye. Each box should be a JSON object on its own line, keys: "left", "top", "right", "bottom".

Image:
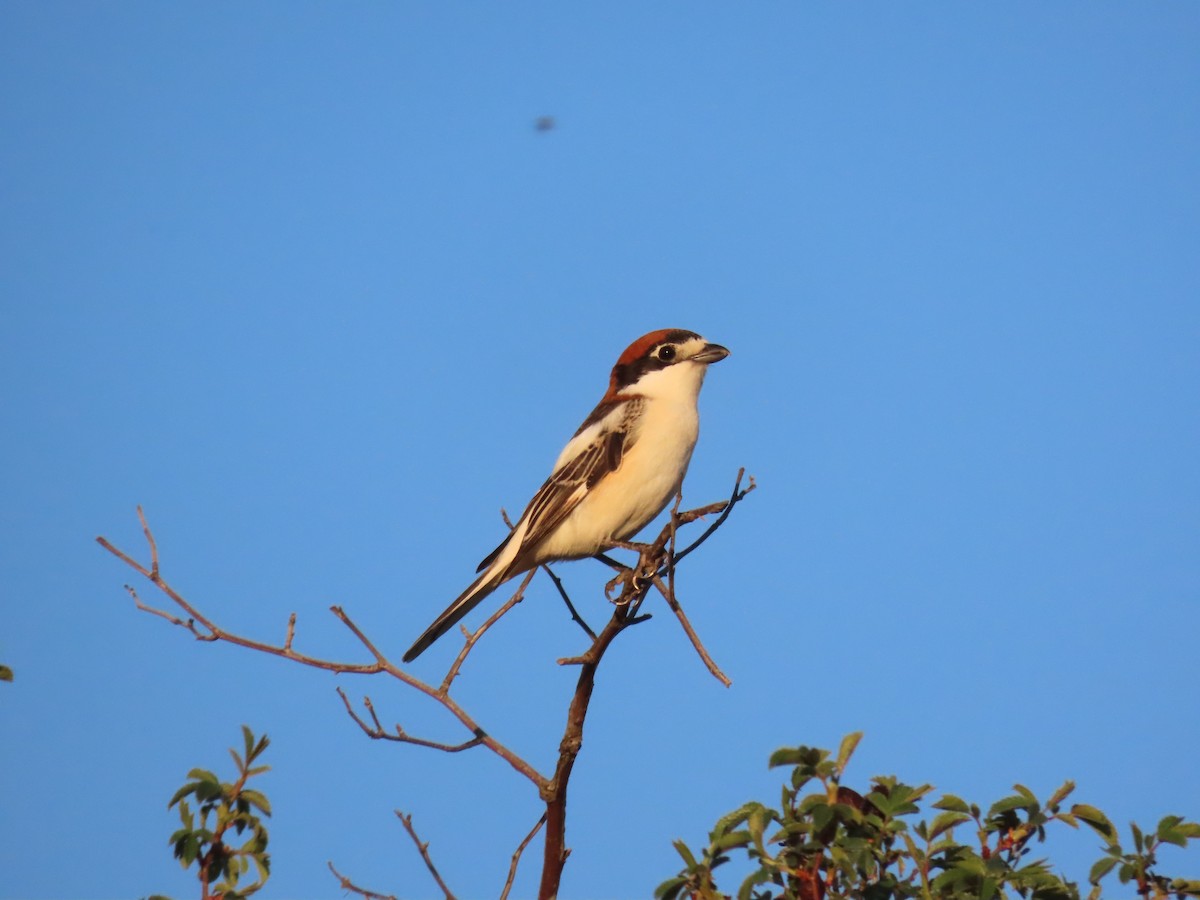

{"left": 657, "top": 345, "right": 676, "bottom": 361}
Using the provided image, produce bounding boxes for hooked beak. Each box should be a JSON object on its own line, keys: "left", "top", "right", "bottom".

{"left": 693, "top": 342, "right": 730, "bottom": 364}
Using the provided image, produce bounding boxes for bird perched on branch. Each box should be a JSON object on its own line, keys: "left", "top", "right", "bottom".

{"left": 403, "top": 329, "right": 730, "bottom": 663}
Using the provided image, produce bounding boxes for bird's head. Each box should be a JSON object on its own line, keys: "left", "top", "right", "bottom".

{"left": 605, "top": 329, "right": 730, "bottom": 401}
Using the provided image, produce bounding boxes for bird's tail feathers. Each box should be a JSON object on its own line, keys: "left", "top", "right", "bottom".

{"left": 401, "top": 565, "right": 511, "bottom": 663}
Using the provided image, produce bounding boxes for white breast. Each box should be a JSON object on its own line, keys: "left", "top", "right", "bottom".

{"left": 536, "top": 366, "right": 706, "bottom": 561}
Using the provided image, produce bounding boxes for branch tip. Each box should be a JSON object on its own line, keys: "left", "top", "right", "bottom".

{"left": 395, "top": 810, "right": 457, "bottom": 900}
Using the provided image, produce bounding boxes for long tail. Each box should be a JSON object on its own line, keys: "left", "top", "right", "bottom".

{"left": 402, "top": 565, "right": 513, "bottom": 662}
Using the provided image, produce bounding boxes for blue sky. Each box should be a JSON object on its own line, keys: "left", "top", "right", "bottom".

{"left": 2, "top": 3, "right": 1198, "bottom": 898}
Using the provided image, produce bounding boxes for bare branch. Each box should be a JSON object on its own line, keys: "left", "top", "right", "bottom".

{"left": 440, "top": 569, "right": 537, "bottom": 694}
{"left": 97, "top": 508, "right": 547, "bottom": 791}
{"left": 327, "top": 860, "right": 397, "bottom": 900}
{"left": 97, "top": 530, "right": 382, "bottom": 674}
{"left": 396, "top": 810, "right": 456, "bottom": 900}
{"left": 500, "top": 813, "right": 547, "bottom": 900}
{"left": 538, "top": 605, "right": 630, "bottom": 899}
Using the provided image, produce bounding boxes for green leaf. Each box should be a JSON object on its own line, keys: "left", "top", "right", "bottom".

{"left": 769, "top": 746, "right": 813, "bottom": 769}
{"left": 1157, "top": 814, "right": 1191, "bottom": 846}
{"left": 835, "top": 732, "right": 863, "bottom": 772}
{"left": 1072, "top": 804, "right": 1118, "bottom": 843}
{"left": 1089, "top": 856, "right": 1119, "bottom": 884}
{"left": 929, "top": 811, "right": 972, "bottom": 841}
{"left": 711, "top": 801, "right": 759, "bottom": 837}
{"left": 1159, "top": 826, "right": 1188, "bottom": 847}
{"left": 811, "top": 801, "right": 834, "bottom": 836}
{"left": 1013, "top": 784, "right": 1038, "bottom": 805}
{"left": 713, "top": 829, "right": 752, "bottom": 852}
{"left": 168, "top": 783, "right": 198, "bottom": 809}
{"left": 747, "top": 805, "right": 772, "bottom": 848}
{"left": 253, "top": 854, "right": 271, "bottom": 882}
{"left": 180, "top": 834, "right": 200, "bottom": 867}
{"left": 653, "top": 876, "right": 688, "bottom": 900}
{"left": 0, "top": 664, "right": 13, "bottom": 682}
{"left": 672, "top": 839, "right": 698, "bottom": 870}
{"left": 193, "top": 780, "right": 224, "bottom": 803}
{"left": 934, "top": 794, "right": 971, "bottom": 814}
{"left": 240, "top": 789, "right": 272, "bottom": 817}
{"left": 1046, "top": 780, "right": 1076, "bottom": 809}
{"left": 245, "top": 728, "right": 270, "bottom": 764}
{"left": 737, "top": 867, "right": 772, "bottom": 900}
{"left": 989, "top": 794, "right": 1033, "bottom": 816}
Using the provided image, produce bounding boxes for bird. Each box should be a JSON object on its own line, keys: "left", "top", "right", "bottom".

{"left": 402, "top": 329, "right": 730, "bottom": 663}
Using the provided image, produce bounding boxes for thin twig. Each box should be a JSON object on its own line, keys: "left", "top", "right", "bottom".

{"left": 440, "top": 570, "right": 537, "bottom": 694}
{"left": 650, "top": 574, "right": 731, "bottom": 688}
{"left": 138, "top": 504, "right": 159, "bottom": 577}
{"left": 327, "top": 860, "right": 397, "bottom": 900}
{"left": 541, "top": 564, "right": 597, "bottom": 640}
{"left": 336, "top": 687, "right": 485, "bottom": 752}
{"left": 500, "top": 813, "right": 547, "bottom": 900}
{"left": 501, "top": 507, "right": 597, "bottom": 640}
{"left": 592, "top": 551, "right": 625, "bottom": 571}
{"left": 121, "top": 583, "right": 216, "bottom": 640}
{"left": 396, "top": 810, "right": 456, "bottom": 900}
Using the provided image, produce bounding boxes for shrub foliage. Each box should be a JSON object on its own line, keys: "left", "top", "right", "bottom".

{"left": 657, "top": 734, "right": 1199, "bottom": 900}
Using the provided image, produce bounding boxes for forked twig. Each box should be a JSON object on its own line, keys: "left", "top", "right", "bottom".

{"left": 120, "top": 583, "right": 216, "bottom": 640}
{"left": 396, "top": 810, "right": 456, "bottom": 900}
{"left": 336, "top": 687, "right": 485, "bottom": 753}
{"left": 664, "top": 467, "right": 756, "bottom": 570}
